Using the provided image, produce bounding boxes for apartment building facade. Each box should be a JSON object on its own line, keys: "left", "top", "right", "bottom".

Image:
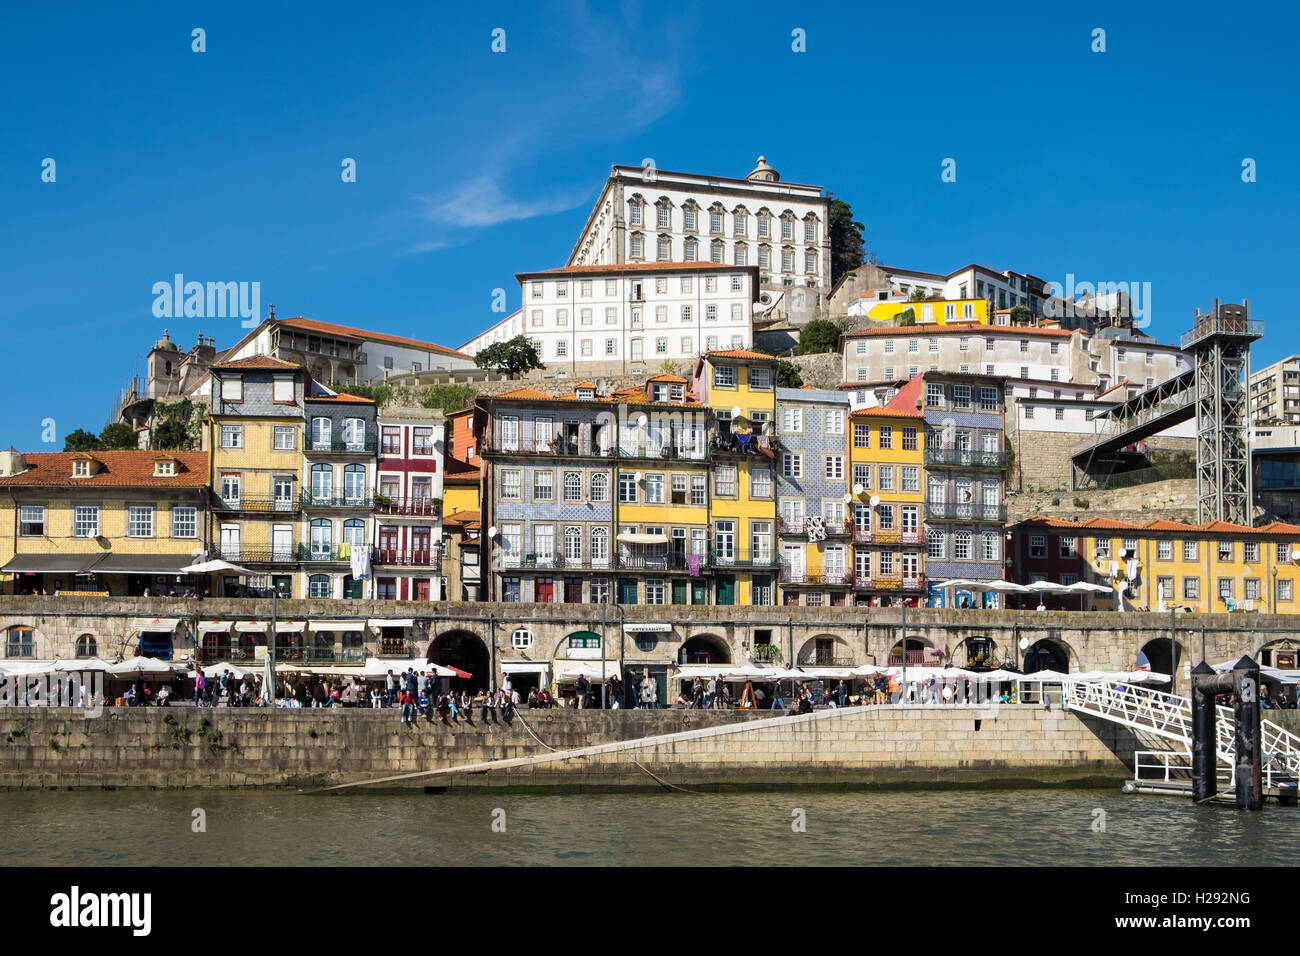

{"left": 1249, "top": 354, "right": 1300, "bottom": 425}
{"left": 374, "top": 406, "right": 445, "bottom": 602}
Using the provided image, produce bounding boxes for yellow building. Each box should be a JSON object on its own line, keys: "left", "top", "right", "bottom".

{"left": 612, "top": 376, "right": 713, "bottom": 606}
{"left": 851, "top": 296, "right": 989, "bottom": 327}
{"left": 691, "top": 349, "right": 779, "bottom": 606}
{"left": 847, "top": 376, "right": 927, "bottom": 607}
{"left": 1013, "top": 516, "right": 1300, "bottom": 617}
{"left": 0, "top": 449, "right": 210, "bottom": 605}
{"left": 206, "top": 356, "right": 307, "bottom": 597}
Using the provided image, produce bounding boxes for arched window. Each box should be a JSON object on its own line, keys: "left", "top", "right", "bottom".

{"left": 341, "top": 631, "right": 365, "bottom": 661}
{"left": 564, "top": 471, "right": 582, "bottom": 501}
{"left": 684, "top": 238, "right": 698, "bottom": 261}
{"left": 591, "top": 526, "right": 609, "bottom": 564}
{"left": 311, "top": 463, "right": 333, "bottom": 502}
{"left": 308, "top": 574, "right": 332, "bottom": 599}
{"left": 565, "top": 526, "right": 583, "bottom": 562}
{"left": 342, "top": 518, "right": 366, "bottom": 548}
{"left": 590, "top": 473, "right": 608, "bottom": 502}
{"left": 343, "top": 463, "right": 366, "bottom": 503}
{"left": 5, "top": 626, "right": 33, "bottom": 658}
{"left": 75, "top": 634, "right": 97, "bottom": 659}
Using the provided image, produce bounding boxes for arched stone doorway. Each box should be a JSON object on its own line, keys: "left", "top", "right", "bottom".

{"left": 428, "top": 629, "right": 488, "bottom": 692}
{"left": 1023, "top": 638, "right": 1071, "bottom": 674}
{"left": 1139, "top": 639, "right": 1185, "bottom": 693}
{"left": 888, "top": 636, "right": 933, "bottom": 666}
{"left": 952, "top": 635, "right": 1002, "bottom": 670}
{"left": 679, "top": 634, "right": 731, "bottom": 665}
{"left": 1254, "top": 638, "right": 1299, "bottom": 670}
{"left": 797, "top": 634, "right": 854, "bottom": 667}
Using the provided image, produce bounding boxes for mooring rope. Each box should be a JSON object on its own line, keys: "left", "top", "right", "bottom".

{"left": 513, "top": 710, "right": 698, "bottom": 793}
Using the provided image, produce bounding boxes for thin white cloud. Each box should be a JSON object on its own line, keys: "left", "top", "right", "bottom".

{"left": 419, "top": 176, "right": 590, "bottom": 229}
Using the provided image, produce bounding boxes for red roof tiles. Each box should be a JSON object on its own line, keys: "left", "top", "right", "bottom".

{"left": 0, "top": 451, "right": 209, "bottom": 488}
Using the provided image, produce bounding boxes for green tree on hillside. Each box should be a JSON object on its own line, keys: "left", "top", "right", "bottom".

{"left": 777, "top": 361, "right": 804, "bottom": 388}
{"left": 796, "top": 319, "right": 844, "bottom": 355}
{"left": 828, "top": 195, "right": 866, "bottom": 286}
{"left": 99, "top": 423, "right": 140, "bottom": 450}
{"left": 474, "top": 335, "right": 544, "bottom": 377}
{"left": 63, "top": 429, "right": 102, "bottom": 452}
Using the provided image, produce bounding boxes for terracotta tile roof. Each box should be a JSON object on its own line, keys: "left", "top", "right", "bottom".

{"left": 1141, "top": 519, "right": 1192, "bottom": 532}
{"left": 646, "top": 374, "right": 687, "bottom": 384}
{"left": 1079, "top": 517, "right": 1146, "bottom": 531}
{"left": 279, "top": 317, "right": 467, "bottom": 359}
{"left": 212, "top": 355, "right": 301, "bottom": 371}
{"left": 1195, "top": 520, "right": 1257, "bottom": 534}
{"left": 574, "top": 381, "right": 597, "bottom": 389}
{"left": 705, "top": 348, "right": 777, "bottom": 361}
{"left": 1097, "top": 379, "right": 1139, "bottom": 398}
{"left": 443, "top": 509, "right": 481, "bottom": 526}
{"left": 310, "top": 393, "right": 374, "bottom": 403}
{"left": 0, "top": 451, "right": 209, "bottom": 488}
{"left": 494, "top": 387, "right": 554, "bottom": 401}
{"left": 1257, "top": 521, "right": 1300, "bottom": 536}
{"left": 849, "top": 376, "right": 925, "bottom": 419}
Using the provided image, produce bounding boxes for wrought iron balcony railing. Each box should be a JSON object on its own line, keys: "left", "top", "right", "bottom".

{"left": 306, "top": 438, "right": 378, "bottom": 454}
{"left": 374, "top": 497, "right": 441, "bottom": 517}
{"left": 215, "top": 494, "right": 300, "bottom": 514}
{"left": 924, "top": 448, "right": 1009, "bottom": 468}
{"left": 301, "top": 491, "right": 374, "bottom": 508}
{"left": 709, "top": 549, "right": 782, "bottom": 569}
{"left": 372, "top": 548, "right": 440, "bottom": 568}
{"left": 780, "top": 570, "right": 853, "bottom": 586}
{"left": 924, "top": 501, "right": 1006, "bottom": 522}
{"left": 208, "top": 546, "right": 298, "bottom": 566}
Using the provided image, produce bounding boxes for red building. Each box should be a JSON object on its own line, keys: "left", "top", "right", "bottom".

{"left": 373, "top": 407, "right": 444, "bottom": 601}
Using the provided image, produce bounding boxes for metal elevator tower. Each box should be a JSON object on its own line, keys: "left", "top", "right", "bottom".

{"left": 1181, "top": 298, "right": 1261, "bottom": 525}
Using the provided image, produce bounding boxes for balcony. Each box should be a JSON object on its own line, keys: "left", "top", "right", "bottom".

{"left": 306, "top": 438, "right": 378, "bottom": 455}
{"left": 924, "top": 447, "right": 1009, "bottom": 469}
{"left": 301, "top": 491, "right": 374, "bottom": 509}
{"left": 499, "top": 554, "right": 615, "bottom": 571}
{"left": 303, "top": 647, "right": 366, "bottom": 664}
{"left": 208, "top": 546, "right": 298, "bottom": 566}
{"left": 374, "top": 497, "right": 441, "bottom": 517}
{"left": 298, "top": 544, "right": 367, "bottom": 563}
{"left": 797, "top": 651, "right": 856, "bottom": 667}
{"left": 617, "top": 552, "right": 708, "bottom": 572}
{"left": 864, "top": 527, "right": 924, "bottom": 544}
{"left": 780, "top": 570, "right": 853, "bottom": 586}
{"left": 924, "top": 501, "right": 1007, "bottom": 522}
{"left": 489, "top": 435, "right": 614, "bottom": 458}
{"left": 710, "top": 549, "right": 782, "bottom": 569}
{"left": 215, "top": 494, "right": 300, "bottom": 515}
{"left": 373, "top": 548, "right": 440, "bottom": 568}
{"left": 710, "top": 432, "right": 771, "bottom": 457}
{"left": 617, "top": 443, "right": 709, "bottom": 462}
{"left": 869, "top": 574, "right": 927, "bottom": 591}
{"left": 779, "top": 517, "right": 853, "bottom": 537}
{"left": 888, "top": 649, "right": 936, "bottom": 666}
{"left": 376, "top": 639, "right": 416, "bottom": 658}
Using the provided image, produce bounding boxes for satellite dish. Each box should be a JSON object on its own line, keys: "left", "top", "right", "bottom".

{"left": 842, "top": 493, "right": 852, "bottom": 504}
{"left": 1292, "top": 550, "right": 1300, "bottom": 562}
{"left": 1018, "top": 637, "right": 1030, "bottom": 651}
{"left": 487, "top": 526, "right": 498, "bottom": 538}
{"left": 853, "top": 483, "right": 865, "bottom": 496}
{"left": 868, "top": 495, "right": 881, "bottom": 508}
{"left": 731, "top": 406, "right": 743, "bottom": 419}
{"left": 595, "top": 378, "right": 607, "bottom": 395}
{"left": 1118, "top": 548, "right": 1128, "bottom": 559}
{"left": 634, "top": 471, "right": 643, "bottom": 482}
{"left": 636, "top": 414, "right": 648, "bottom": 428}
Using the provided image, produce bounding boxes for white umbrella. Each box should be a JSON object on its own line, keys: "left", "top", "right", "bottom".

{"left": 106, "top": 658, "right": 187, "bottom": 677}
{"left": 932, "top": 579, "right": 980, "bottom": 589}
{"left": 981, "top": 580, "right": 1032, "bottom": 593}
{"left": 1028, "top": 581, "right": 1072, "bottom": 593}
{"left": 53, "top": 658, "right": 110, "bottom": 672}
{"left": 180, "top": 558, "right": 254, "bottom": 575}
{"left": 202, "top": 662, "right": 252, "bottom": 678}
{"left": 853, "top": 664, "right": 887, "bottom": 676}
{"left": 1019, "top": 669, "right": 1071, "bottom": 681}
{"left": 1066, "top": 581, "right": 1113, "bottom": 594}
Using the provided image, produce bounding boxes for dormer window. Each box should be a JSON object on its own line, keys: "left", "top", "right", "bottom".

{"left": 73, "top": 459, "right": 91, "bottom": 477}
{"left": 576, "top": 388, "right": 594, "bottom": 401}
{"left": 154, "top": 459, "right": 176, "bottom": 477}
{"left": 220, "top": 374, "right": 243, "bottom": 402}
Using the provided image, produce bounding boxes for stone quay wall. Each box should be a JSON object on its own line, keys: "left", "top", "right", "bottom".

{"left": 0, "top": 595, "right": 1292, "bottom": 687}
{"left": 0, "top": 705, "right": 1145, "bottom": 791}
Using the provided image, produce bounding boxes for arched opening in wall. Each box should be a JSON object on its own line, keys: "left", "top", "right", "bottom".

{"left": 5, "top": 626, "right": 34, "bottom": 659}
{"left": 952, "top": 635, "right": 1001, "bottom": 670}
{"left": 1023, "top": 638, "right": 1071, "bottom": 675}
{"left": 428, "top": 630, "right": 488, "bottom": 693}
{"left": 797, "top": 634, "right": 853, "bottom": 667}
{"left": 888, "top": 636, "right": 932, "bottom": 666}
{"left": 75, "top": 634, "right": 98, "bottom": 659}
{"left": 679, "top": 634, "right": 731, "bottom": 665}
{"left": 1254, "top": 638, "right": 1299, "bottom": 670}
{"left": 1138, "top": 639, "right": 1185, "bottom": 693}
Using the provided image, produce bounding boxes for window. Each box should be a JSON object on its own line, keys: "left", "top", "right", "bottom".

{"left": 220, "top": 375, "right": 243, "bottom": 402}
{"left": 925, "top": 383, "right": 944, "bottom": 407}
{"left": 1244, "top": 541, "right": 1259, "bottom": 563}
{"left": 901, "top": 466, "right": 919, "bottom": 492}
{"left": 1059, "top": 535, "right": 1077, "bottom": 558}
{"left": 221, "top": 425, "right": 243, "bottom": 449}
{"left": 713, "top": 365, "right": 736, "bottom": 387}
{"left": 852, "top": 464, "right": 870, "bottom": 489}
{"left": 954, "top": 530, "right": 972, "bottom": 560}
{"left": 127, "top": 505, "right": 154, "bottom": 538}
{"left": 1183, "top": 541, "right": 1198, "bottom": 561}
{"left": 310, "top": 417, "right": 332, "bottom": 449}
{"left": 1279, "top": 578, "right": 1294, "bottom": 603}
{"left": 982, "top": 531, "right": 999, "bottom": 561}
{"left": 877, "top": 466, "right": 894, "bottom": 491}
{"left": 878, "top": 425, "right": 893, "bottom": 450}
{"left": 853, "top": 423, "right": 870, "bottom": 448}
{"left": 706, "top": 304, "right": 717, "bottom": 322}
{"left": 1217, "top": 541, "right": 1233, "bottom": 562}
{"left": 1030, "top": 534, "right": 1046, "bottom": 558}
{"left": 1157, "top": 539, "right": 1173, "bottom": 561}
{"left": 168, "top": 505, "right": 197, "bottom": 539}
{"left": 750, "top": 366, "right": 772, "bottom": 389}
{"left": 690, "top": 475, "right": 707, "bottom": 506}
{"left": 953, "top": 385, "right": 972, "bottom": 409}
{"left": 619, "top": 474, "right": 637, "bottom": 503}
{"left": 18, "top": 505, "right": 44, "bottom": 536}
{"left": 781, "top": 454, "right": 802, "bottom": 478}
{"left": 563, "top": 472, "right": 583, "bottom": 502}
{"left": 76, "top": 634, "right": 97, "bottom": 659}
{"left": 825, "top": 456, "right": 844, "bottom": 480}
{"left": 533, "top": 470, "right": 554, "bottom": 501}
{"left": 782, "top": 407, "right": 803, "bottom": 432}
{"left": 714, "top": 465, "right": 737, "bottom": 497}
{"left": 501, "top": 469, "right": 521, "bottom": 500}
{"left": 1218, "top": 578, "right": 1234, "bottom": 601}
{"left": 644, "top": 473, "right": 665, "bottom": 504}
{"left": 6, "top": 626, "right": 34, "bottom": 659}
{"left": 646, "top": 578, "right": 667, "bottom": 605}
{"left": 73, "top": 505, "right": 99, "bottom": 538}
{"left": 750, "top": 466, "right": 772, "bottom": 499}
{"left": 1183, "top": 577, "right": 1201, "bottom": 599}
{"left": 825, "top": 409, "right": 844, "bottom": 435}
{"left": 606, "top": 339, "right": 617, "bottom": 356}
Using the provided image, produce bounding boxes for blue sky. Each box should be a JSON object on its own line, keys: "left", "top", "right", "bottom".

{"left": 2, "top": 0, "right": 1297, "bottom": 447}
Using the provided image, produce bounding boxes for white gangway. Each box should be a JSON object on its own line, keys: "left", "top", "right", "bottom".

{"left": 1061, "top": 677, "right": 1300, "bottom": 790}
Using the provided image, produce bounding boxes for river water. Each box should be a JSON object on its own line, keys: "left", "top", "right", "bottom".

{"left": 3, "top": 788, "right": 1297, "bottom": 866}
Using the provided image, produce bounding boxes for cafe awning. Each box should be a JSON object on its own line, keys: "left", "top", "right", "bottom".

{"left": 128, "top": 617, "right": 182, "bottom": 633}
{"left": 367, "top": 618, "right": 415, "bottom": 628}
{"left": 554, "top": 660, "right": 622, "bottom": 680}
{"left": 361, "top": 657, "right": 458, "bottom": 678}
{"left": 501, "top": 661, "right": 549, "bottom": 675}
{"left": 1, "top": 554, "right": 104, "bottom": 573}
{"left": 272, "top": 621, "right": 305, "bottom": 633}
{"left": 197, "top": 621, "right": 232, "bottom": 634}
{"left": 310, "top": 620, "right": 364, "bottom": 631}
{"left": 91, "top": 554, "right": 197, "bottom": 574}
{"left": 234, "top": 621, "right": 269, "bottom": 633}
{"left": 615, "top": 533, "right": 670, "bottom": 545}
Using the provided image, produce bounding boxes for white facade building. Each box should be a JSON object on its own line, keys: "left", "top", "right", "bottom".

{"left": 565, "top": 157, "right": 831, "bottom": 322}
{"left": 463, "top": 262, "right": 758, "bottom": 379}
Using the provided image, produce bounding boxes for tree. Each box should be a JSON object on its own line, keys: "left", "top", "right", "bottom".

{"left": 1009, "top": 304, "right": 1032, "bottom": 325}
{"left": 329, "top": 381, "right": 393, "bottom": 408}
{"left": 796, "top": 318, "right": 843, "bottom": 355}
{"left": 99, "top": 423, "right": 140, "bottom": 450}
{"left": 63, "top": 429, "right": 102, "bottom": 452}
{"left": 474, "top": 335, "right": 544, "bottom": 376}
{"left": 152, "top": 398, "right": 205, "bottom": 450}
{"left": 777, "top": 360, "right": 804, "bottom": 388}
{"left": 908, "top": 288, "right": 931, "bottom": 302}
{"left": 418, "top": 383, "right": 481, "bottom": 414}
{"left": 897, "top": 307, "right": 916, "bottom": 327}
{"left": 827, "top": 195, "right": 866, "bottom": 287}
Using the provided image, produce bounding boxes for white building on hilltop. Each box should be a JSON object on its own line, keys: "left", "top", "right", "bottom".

{"left": 461, "top": 262, "right": 759, "bottom": 380}
{"left": 565, "top": 157, "right": 831, "bottom": 324}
